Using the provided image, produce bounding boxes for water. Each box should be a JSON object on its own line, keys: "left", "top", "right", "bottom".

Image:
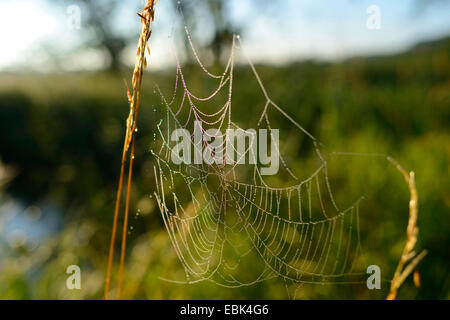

{"left": 0, "top": 196, "right": 62, "bottom": 254}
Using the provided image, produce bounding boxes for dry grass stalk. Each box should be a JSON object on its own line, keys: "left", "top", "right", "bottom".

{"left": 104, "top": 0, "right": 158, "bottom": 300}
{"left": 386, "top": 157, "right": 427, "bottom": 300}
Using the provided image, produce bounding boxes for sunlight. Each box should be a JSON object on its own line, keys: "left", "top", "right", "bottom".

{"left": 0, "top": 1, "right": 59, "bottom": 68}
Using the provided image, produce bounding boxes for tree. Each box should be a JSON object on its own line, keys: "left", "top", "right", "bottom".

{"left": 203, "top": 0, "right": 236, "bottom": 63}
{"left": 172, "top": 0, "right": 276, "bottom": 64}
{"left": 79, "top": 0, "right": 126, "bottom": 71}
{"left": 54, "top": 0, "right": 276, "bottom": 70}
{"left": 53, "top": 0, "right": 130, "bottom": 71}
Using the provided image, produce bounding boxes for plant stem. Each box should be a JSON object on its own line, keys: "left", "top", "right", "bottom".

{"left": 105, "top": 0, "right": 157, "bottom": 300}
{"left": 387, "top": 157, "right": 427, "bottom": 300}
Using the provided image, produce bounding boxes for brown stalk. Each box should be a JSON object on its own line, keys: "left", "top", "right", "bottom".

{"left": 386, "top": 157, "right": 427, "bottom": 300}
{"left": 105, "top": 0, "right": 158, "bottom": 300}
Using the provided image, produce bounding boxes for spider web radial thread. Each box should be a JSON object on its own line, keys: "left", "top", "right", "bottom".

{"left": 151, "top": 27, "right": 367, "bottom": 290}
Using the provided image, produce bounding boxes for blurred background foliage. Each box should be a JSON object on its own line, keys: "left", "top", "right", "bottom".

{"left": 0, "top": 0, "right": 449, "bottom": 300}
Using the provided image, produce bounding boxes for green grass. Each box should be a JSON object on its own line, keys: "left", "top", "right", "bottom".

{"left": 0, "top": 37, "right": 448, "bottom": 299}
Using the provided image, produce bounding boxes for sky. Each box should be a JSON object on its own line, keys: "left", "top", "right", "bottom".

{"left": 0, "top": 0, "right": 449, "bottom": 71}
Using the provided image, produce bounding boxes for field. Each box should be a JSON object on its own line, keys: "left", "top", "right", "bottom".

{"left": 0, "top": 36, "right": 448, "bottom": 299}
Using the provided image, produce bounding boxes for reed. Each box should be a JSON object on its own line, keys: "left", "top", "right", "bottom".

{"left": 387, "top": 157, "right": 427, "bottom": 300}
{"left": 104, "top": 0, "right": 158, "bottom": 300}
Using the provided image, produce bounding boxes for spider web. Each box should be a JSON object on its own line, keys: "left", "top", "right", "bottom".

{"left": 151, "top": 26, "right": 367, "bottom": 292}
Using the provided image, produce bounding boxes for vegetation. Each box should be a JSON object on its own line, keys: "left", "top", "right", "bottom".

{"left": 0, "top": 36, "right": 448, "bottom": 299}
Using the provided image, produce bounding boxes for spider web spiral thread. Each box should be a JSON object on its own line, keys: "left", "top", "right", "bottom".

{"left": 151, "top": 27, "right": 368, "bottom": 290}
